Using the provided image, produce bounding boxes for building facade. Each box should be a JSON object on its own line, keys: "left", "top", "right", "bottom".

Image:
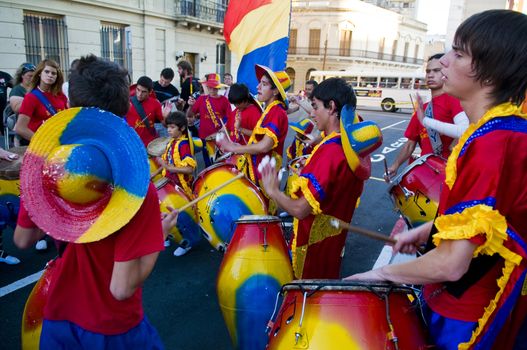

{"left": 0, "top": 0, "right": 233, "bottom": 88}
{"left": 287, "top": 0, "right": 427, "bottom": 92}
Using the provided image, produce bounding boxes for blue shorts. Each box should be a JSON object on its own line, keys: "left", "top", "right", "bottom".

{"left": 40, "top": 317, "right": 164, "bottom": 350}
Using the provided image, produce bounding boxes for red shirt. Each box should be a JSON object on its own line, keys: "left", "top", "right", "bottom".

{"left": 19, "top": 90, "right": 68, "bottom": 132}
{"left": 226, "top": 104, "right": 261, "bottom": 144}
{"left": 191, "top": 95, "right": 231, "bottom": 139}
{"left": 126, "top": 97, "right": 164, "bottom": 147}
{"left": 405, "top": 93, "right": 463, "bottom": 158}
{"left": 18, "top": 184, "right": 164, "bottom": 334}
{"left": 292, "top": 133, "right": 364, "bottom": 279}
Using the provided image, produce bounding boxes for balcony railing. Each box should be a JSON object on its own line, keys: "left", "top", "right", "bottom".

{"left": 289, "top": 46, "right": 423, "bottom": 65}
{"left": 175, "top": 1, "right": 227, "bottom": 25}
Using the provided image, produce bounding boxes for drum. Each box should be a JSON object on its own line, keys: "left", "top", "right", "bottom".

{"left": 149, "top": 157, "right": 164, "bottom": 183}
{"left": 0, "top": 146, "right": 26, "bottom": 229}
{"left": 285, "top": 155, "right": 308, "bottom": 196}
{"left": 21, "top": 260, "right": 56, "bottom": 350}
{"left": 205, "top": 134, "right": 219, "bottom": 163}
{"left": 155, "top": 177, "right": 201, "bottom": 246}
{"left": 388, "top": 154, "right": 446, "bottom": 227}
{"left": 215, "top": 152, "right": 247, "bottom": 170}
{"left": 147, "top": 138, "right": 170, "bottom": 183}
{"left": 193, "top": 163, "right": 267, "bottom": 251}
{"left": 266, "top": 280, "right": 429, "bottom": 350}
{"left": 217, "top": 215, "right": 293, "bottom": 350}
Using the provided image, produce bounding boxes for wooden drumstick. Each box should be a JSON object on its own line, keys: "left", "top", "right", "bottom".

{"left": 178, "top": 173, "right": 245, "bottom": 211}
{"left": 331, "top": 218, "right": 425, "bottom": 254}
{"left": 331, "top": 218, "right": 397, "bottom": 245}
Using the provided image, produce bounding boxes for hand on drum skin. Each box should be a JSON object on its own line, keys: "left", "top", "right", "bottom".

{"left": 343, "top": 269, "right": 385, "bottom": 281}
{"left": 0, "top": 150, "right": 18, "bottom": 161}
{"left": 259, "top": 156, "right": 280, "bottom": 197}
{"left": 161, "top": 206, "right": 179, "bottom": 238}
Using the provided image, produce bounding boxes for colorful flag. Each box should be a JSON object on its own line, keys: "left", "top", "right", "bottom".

{"left": 224, "top": 0, "right": 291, "bottom": 94}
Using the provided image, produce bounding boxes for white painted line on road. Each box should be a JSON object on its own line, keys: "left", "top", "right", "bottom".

{"left": 369, "top": 176, "right": 385, "bottom": 182}
{"left": 0, "top": 269, "right": 43, "bottom": 297}
{"left": 381, "top": 120, "right": 407, "bottom": 131}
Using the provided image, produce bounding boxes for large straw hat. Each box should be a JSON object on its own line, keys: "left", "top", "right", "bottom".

{"left": 20, "top": 107, "right": 150, "bottom": 243}
{"left": 255, "top": 64, "right": 291, "bottom": 102}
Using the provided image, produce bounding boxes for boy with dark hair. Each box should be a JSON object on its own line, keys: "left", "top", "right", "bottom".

{"left": 226, "top": 83, "right": 261, "bottom": 144}
{"left": 126, "top": 75, "right": 171, "bottom": 147}
{"left": 348, "top": 10, "right": 527, "bottom": 349}
{"left": 153, "top": 68, "right": 180, "bottom": 104}
{"left": 260, "top": 77, "right": 373, "bottom": 279}
{"left": 14, "top": 54, "right": 178, "bottom": 349}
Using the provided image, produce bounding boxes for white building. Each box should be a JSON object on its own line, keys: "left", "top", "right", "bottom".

{"left": 287, "top": 0, "right": 428, "bottom": 92}
{"left": 0, "top": 0, "right": 233, "bottom": 88}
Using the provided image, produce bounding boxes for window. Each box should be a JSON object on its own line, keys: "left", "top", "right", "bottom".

{"left": 403, "top": 42, "right": 410, "bottom": 62}
{"left": 400, "top": 78, "right": 412, "bottom": 89}
{"left": 380, "top": 77, "right": 398, "bottom": 88}
{"left": 100, "top": 23, "right": 132, "bottom": 75}
{"left": 23, "top": 12, "right": 69, "bottom": 73}
{"left": 391, "top": 39, "right": 398, "bottom": 60}
{"left": 339, "top": 29, "right": 352, "bottom": 56}
{"left": 289, "top": 29, "right": 297, "bottom": 55}
{"left": 309, "top": 29, "right": 321, "bottom": 55}
{"left": 414, "top": 44, "right": 420, "bottom": 61}
{"left": 216, "top": 42, "right": 226, "bottom": 77}
{"left": 378, "top": 37, "right": 385, "bottom": 60}
{"left": 359, "top": 76, "right": 378, "bottom": 88}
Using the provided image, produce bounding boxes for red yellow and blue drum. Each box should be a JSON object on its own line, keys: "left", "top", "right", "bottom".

{"left": 0, "top": 146, "right": 26, "bottom": 230}
{"left": 155, "top": 177, "right": 201, "bottom": 246}
{"left": 193, "top": 163, "right": 267, "bottom": 252}
{"left": 266, "top": 280, "right": 429, "bottom": 349}
{"left": 387, "top": 154, "right": 446, "bottom": 227}
{"left": 149, "top": 156, "right": 164, "bottom": 183}
{"left": 21, "top": 260, "right": 56, "bottom": 350}
{"left": 217, "top": 215, "right": 293, "bottom": 350}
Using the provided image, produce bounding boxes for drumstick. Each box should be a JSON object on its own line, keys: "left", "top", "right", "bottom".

{"left": 331, "top": 218, "right": 425, "bottom": 254}
{"left": 330, "top": 218, "right": 396, "bottom": 245}
{"left": 178, "top": 173, "right": 245, "bottom": 211}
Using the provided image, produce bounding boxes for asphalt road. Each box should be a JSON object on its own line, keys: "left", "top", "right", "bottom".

{"left": 0, "top": 107, "right": 413, "bottom": 350}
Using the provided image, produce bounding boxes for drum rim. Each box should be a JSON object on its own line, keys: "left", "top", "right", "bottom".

{"left": 281, "top": 279, "right": 418, "bottom": 295}
{"left": 236, "top": 215, "right": 281, "bottom": 223}
{"left": 387, "top": 153, "right": 446, "bottom": 191}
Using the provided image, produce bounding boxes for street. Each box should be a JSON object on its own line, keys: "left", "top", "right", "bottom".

{"left": 0, "top": 107, "right": 414, "bottom": 350}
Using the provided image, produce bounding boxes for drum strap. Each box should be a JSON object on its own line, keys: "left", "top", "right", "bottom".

{"left": 130, "top": 96, "right": 157, "bottom": 136}
{"left": 423, "top": 100, "right": 443, "bottom": 155}
{"left": 205, "top": 97, "right": 223, "bottom": 130}
{"left": 31, "top": 88, "right": 57, "bottom": 116}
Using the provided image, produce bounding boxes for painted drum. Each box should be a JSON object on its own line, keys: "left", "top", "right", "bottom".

{"left": 0, "top": 146, "right": 26, "bottom": 229}
{"left": 155, "top": 177, "right": 201, "bottom": 246}
{"left": 217, "top": 215, "right": 293, "bottom": 350}
{"left": 266, "top": 280, "right": 429, "bottom": 350}
{"left": 149, "top": 156, "right": 164, "bottom": 184}
{"left": 21, "top": 260, "right": 56, "bottom": 350}
{"left": 215, "top": 152, "right": 248, "bottom": 170}
{"left": 387, "top": 154, "right": 446, "bottom": 227}
{"left": 193, "top": 163, "right": 267, "bottom": 251}
{"left": 285, "top": 155, "right": 308, "bottom": 197}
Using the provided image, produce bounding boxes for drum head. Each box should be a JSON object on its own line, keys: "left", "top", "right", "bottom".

{"left": 282, "top": 279, "right": 417, "bottom": 295}
{"left": 236, "top": 215, "right": 281, "bottom": 223}
{"left": 147, "top": 137, "right": 170, "bottom": 157}
{"left": 0, "top": 146, "right": 26, "bottom": 180}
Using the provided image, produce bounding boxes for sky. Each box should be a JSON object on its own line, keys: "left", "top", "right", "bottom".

{"left": 416, "top": 0, "right": 451, "bottom": 35}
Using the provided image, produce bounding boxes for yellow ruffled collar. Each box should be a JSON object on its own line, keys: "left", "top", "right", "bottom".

{"left": 445, "top": 102, "right": 527, "bottom": 189}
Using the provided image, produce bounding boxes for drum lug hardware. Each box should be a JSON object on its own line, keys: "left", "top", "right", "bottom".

{"left": 400, "top": 185, "right": 414, "bottom": 199}
{"left": 262, "top": 226, "right": 268, "bottom": 251}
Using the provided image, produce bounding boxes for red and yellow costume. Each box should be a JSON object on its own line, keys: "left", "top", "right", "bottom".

{"left": 289, "top": 132, "right": 364, "bottom": 279}
{"left": 423, "top": 102, "right": 527, "bottom": 349}
{"left": 161, "top": 135, "right": 196, "bottom": 198}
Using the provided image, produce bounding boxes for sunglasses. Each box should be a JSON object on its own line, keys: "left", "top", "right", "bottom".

{"left": 21, "top": 63, "right": 36, "bottom": 74}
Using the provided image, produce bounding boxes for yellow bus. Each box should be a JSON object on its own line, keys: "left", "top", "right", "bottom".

{"left": 309, "top": 70, "right": 431, "bottom": 112}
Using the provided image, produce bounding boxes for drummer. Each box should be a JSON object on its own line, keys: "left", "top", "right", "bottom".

{"left": 260, "top": 77, "right": 381, "bottom": 279}
{"left": 385, "top": 53, "right": 465, "bottom": 180}
{"left": 346, "top": 10, "right": 527, "bottom": 349}
{"left": 225, "top": 83, "right": 261, "bottom": 145}
{"left": 186, "top": 73, "right": 231, "bottom": 166}
{"left": 286, "top": 118, "right": 315, "bottom": 162}
{"left": 217, "top": 65, "right": 289, "bottom": 193}
{"left": 155, "top": 111, "right": 196, "bottom": 199}
{"left": 0, "top": 148, "right": 21, "bottom": 265}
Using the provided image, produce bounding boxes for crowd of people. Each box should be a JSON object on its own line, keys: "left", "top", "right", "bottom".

{"left": 0, "top": 8, "right": 526, "bottom": 349}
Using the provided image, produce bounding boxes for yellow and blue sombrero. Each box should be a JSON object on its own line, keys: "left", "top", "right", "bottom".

{"left": 340, "top": 104, "right": 382, "bottom": 175}
{"left": 255, "top": 64, "right": 291, "bottom": 102}
{"left": 290, "top": 118, "right": 314, "bottom": 137}
{"left": 20, "top": 107, "right": 150, "bottom": 243}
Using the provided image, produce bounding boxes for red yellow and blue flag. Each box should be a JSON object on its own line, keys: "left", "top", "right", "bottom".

{"left": 224, "top": 0, "right": 291, "bottom": 94}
